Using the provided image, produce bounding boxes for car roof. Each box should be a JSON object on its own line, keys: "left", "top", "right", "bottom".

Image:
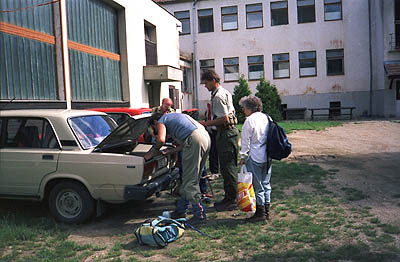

{"left": 89, "top": 107, "right": 152, "bottom": 116}
{"left": 0, "top": 109, "right": 107, "bottom": 118}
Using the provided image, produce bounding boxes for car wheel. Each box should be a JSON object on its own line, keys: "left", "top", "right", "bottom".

{"left": 49, "top": 181, "right": 95, "bottom": 224}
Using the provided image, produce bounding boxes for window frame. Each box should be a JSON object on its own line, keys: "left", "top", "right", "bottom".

{"left": 272, "top": 53, "right": 290, "bottom": 79}
{"left": 182, "top": 63, "right": 192, "bottom": 94}
{"left": 198, "top": 8, "right": 214, "bottom": 33}
{"left": 324, "top": 0, "right": 342, "bottom": 21}
{"left": 246, "top": 3, "right": 263, "bottom": 29}
{"left": 223, "top": 57, "right": 240, "bottom": 82}
{"left": 175, "top": 10, "right": 191, "bottom": 35}
{"left": 395, "top": 0, "right": 400, "bottom": 49}
{"left": 271, "top": 1, "right": 289, "bottom": 26}
{"left": 221, "top": 6, "right": 238, "bottom": 31}
{"left": 299, "top": 51, "right": 317, "bottom": 77}
{"left": 297, "top": 0, "right": 315, "bottom": 24}
{"left": 326, "top": 49, "right": 344, "bottom": 76}
{"left": 199, "top": 59, "right": 215, "bottom": 79}
{"left": 248, "top": 55, "right": 264, "bottom": 80}
{"left": 1, "top": 117, "right": 60, "bottom": 149}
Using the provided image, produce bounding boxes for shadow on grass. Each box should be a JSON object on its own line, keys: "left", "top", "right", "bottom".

{"left": 251, "top": 243, "right": 399, "bottom": 262}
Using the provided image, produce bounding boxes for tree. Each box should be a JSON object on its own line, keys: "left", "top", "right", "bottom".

{"left": 255, "top": 77, "right": 283, "bottom": 121}
{"left": 232, "top": 74, "right": 251, "bottom": 123}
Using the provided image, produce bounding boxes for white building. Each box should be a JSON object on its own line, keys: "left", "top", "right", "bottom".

{"left": 0, "top": 0, "right": 183, "bottom": 111}
{"left": 156, "top": 0, "right": 400, "bottom": 119}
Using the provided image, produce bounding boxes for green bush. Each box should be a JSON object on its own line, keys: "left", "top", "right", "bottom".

{"left": 232, "top": 74, "right": 251, "bottom": 123}
{"left": 255, "top": 78, "right": 283, "bottom": 121}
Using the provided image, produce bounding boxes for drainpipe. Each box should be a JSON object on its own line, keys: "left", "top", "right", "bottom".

{"left": 368, "top": 0, "right": 373, "bottom": 117}
{"left": 60, "top": 0, "right": 71, "bottom": 110}
{"left": 192, "top": 0, "right": 199, "bottom": 108}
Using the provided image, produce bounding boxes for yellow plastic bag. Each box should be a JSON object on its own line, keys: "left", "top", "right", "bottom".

{"left": 237, "top": 165, "right": 256, "bottom": 213}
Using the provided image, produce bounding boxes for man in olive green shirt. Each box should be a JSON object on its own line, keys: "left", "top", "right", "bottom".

{"left": 199, "top": 70, "right": 239, "bottom": 211}
{"left": 152, "top": 98, "right": 175, "bottom": 114}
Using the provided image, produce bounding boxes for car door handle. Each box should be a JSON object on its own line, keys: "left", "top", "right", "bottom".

{"left": 42, "top": 154, "right": 54, "bottom": 160}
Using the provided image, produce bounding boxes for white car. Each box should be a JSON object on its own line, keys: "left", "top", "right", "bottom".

{"left": 0, "top": 109, "right": 179, "bottom": 223}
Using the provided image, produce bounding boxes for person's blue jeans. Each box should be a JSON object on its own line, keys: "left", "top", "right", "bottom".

{"left": 245, "top": 157, "right": 271, "bottom": 205}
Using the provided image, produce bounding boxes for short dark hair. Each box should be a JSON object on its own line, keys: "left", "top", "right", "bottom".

{"left": 149, "top": 112, "right": 163, "bottom": 125}
{"left": 239, "top": 95, "right": 263, "bottom": 113}
{"left": 200, "top": 69, "right": 220, "bottom": 83}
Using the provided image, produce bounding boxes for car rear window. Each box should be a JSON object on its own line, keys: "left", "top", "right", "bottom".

{"left": 69, "top": 115, "right": 116, "bottom": 149}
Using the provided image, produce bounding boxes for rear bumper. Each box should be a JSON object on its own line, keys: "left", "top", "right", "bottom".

{"left": 123, "top": 167, "right": 179, "bottom": 200}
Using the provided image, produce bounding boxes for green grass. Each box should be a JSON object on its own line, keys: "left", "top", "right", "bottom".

{"left": 237, "top": 120, "right": 343, "bottom": 134}
{"left": 1, "top": 161, "right": 399, "bottom": 261}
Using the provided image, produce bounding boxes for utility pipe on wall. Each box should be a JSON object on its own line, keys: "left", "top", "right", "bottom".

{"left": 60, "top": 0, "right": 71, "bottom": 110}
{"left": 368, "top": 0, "right": 373, "bottom": 117}
{"left": 192, "top": 0, "right": 199, "bottom": 108}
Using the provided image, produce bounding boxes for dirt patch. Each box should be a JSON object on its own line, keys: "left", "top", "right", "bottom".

{"left": 287, "top": 120, "right": 400, "bottom": 226}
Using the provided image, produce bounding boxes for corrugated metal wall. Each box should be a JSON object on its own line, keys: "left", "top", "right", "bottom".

{"left": 0, "top": 0, "right": 57, "bottom": 100}
{"left": 67, "top": 0, "right": 122, "bottom": 101}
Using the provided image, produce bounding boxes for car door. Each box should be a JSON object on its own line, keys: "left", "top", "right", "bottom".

{"left": 0, "top": 117, "right": 60, "bottom": 196}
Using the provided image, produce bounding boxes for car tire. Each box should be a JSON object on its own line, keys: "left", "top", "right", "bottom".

{"left": 48, "top": 181, "right": 95, "bottom": 224}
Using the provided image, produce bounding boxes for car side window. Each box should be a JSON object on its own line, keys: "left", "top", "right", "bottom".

{"left": 6, "top": 118, "right": 59, "bottom": 149}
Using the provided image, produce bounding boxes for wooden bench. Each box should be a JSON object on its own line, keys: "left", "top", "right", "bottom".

{"left": 309, "top": 107, "right": 356, "bottom": 120}
{"left": 282, "top": 107, "right": 307, "bottom": 120}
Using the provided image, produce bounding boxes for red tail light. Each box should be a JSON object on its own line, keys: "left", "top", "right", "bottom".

{"left": 144, "top": 160, "right": 157, "bottom": 177}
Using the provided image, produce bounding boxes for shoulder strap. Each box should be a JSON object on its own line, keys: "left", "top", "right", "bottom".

{"left": 156, "top": 216, "right": 186, "bottom": 229}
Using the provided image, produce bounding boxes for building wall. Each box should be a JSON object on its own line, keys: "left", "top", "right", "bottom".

{"left": 161, "top": 0, "right": 398, "bottom": 118}
{"left": 114, "top": 0, "right": 182, "bottom": 108}
{"left": 0, "top": 0, "right": 182, "bottom": 110}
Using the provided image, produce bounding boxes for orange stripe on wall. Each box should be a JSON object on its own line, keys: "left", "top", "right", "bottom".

{"left": 0, "top": 21, "right": 55, "bottom": 44}
{"left": 68, "top": 40, "right": 120, "bottom": 61}
{"left": 0, "top": 22, "right": 120, "bottom": 61}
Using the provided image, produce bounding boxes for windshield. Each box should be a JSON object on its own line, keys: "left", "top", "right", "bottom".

{"left": 69, "top": 115, "right": 116, "bottom": 149}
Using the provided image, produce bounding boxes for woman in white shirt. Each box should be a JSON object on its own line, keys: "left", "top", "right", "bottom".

{"left": 239, "top": 95, "right": 271, "bottom": 222}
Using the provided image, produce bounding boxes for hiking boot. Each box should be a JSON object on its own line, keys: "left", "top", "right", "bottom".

{"left": 214, "top": 198, "right": 237, "bottom": 211}
{"left": 265, "top": 203, "right": 270, "bottom": 220}
{"left": 170, "top": 211, "right": 187, "bottom": 219}
{"left": 245, "top": 205, "right": 267, "bottom": 223}
{"left": 186, "top": 216, "right": 206, "bottom": 225}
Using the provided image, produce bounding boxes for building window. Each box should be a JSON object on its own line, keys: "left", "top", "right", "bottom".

{"left": 326, "top": 49, "right": 344, "bottom": 75}
{"left": 324, "top": 0, "right": 342, "bottom": 21}
{"left": 223, "top": 57, "right": 239, "bottom": 81}
{"left": 145, "top": 22, "right": 157, "bottom": 66}
{"left": 248, "top": 55, "right": 264, "bottom": 80}
{"left": 395, "top": 0, "right": 400, "bottom": 49}
{"left": 297, "top": 0, "right": 315, "bottom": 23}
{"left": 198, "top": 9, "right": 214, "bottom": 33}
{"left": 299, "top": 51, "right": 316, "bottom": 77}
{"left": 246, "top": 3, "right": 263, "bottom": 29}
{"left": 175, "top": 11, "right": 190, "bottom": 35}
{"left": 221, "top": 6, "right": 238, "bottom": 31}
{"left": 396, "top": 80, "right": 400, "bottom": 100}
{"left": 273, "top": 53, "right": 290, "bottom": 79}
{"left": 271, "top": 1, "right": 288, "bottom": 26}
{"left": 200, "top": 59, "right": 215, "bottom": 76}
{"left": 182, "top": 60, "right": 192, "bottom": 94}
{"left": 169, "top": 86, "right": 180, "bottom": 109}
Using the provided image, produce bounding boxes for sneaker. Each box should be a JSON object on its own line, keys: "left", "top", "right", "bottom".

{"left": 214, "top": 198, "right": 237, "bottom": 211}
{"left": 185, "top": 216, "right": 206, "bottom": 225}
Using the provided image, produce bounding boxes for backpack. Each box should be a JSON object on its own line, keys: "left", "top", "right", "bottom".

{"left": 134, "top": 216, "right": 186, "bottom": 248}
{"left": 265, "top": 114, "right": 292, "bottom": 160}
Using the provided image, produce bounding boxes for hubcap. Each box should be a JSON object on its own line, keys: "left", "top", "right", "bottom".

{"left": 56, "top": 190, "right": 82, "bottom": 219}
